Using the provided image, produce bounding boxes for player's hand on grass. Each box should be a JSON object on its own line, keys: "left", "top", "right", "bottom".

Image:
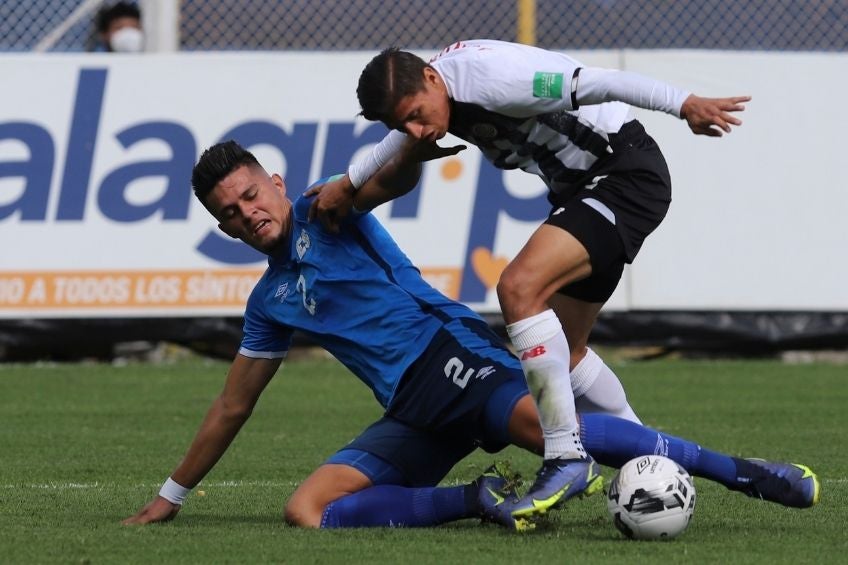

{"left": 306, "top": 175, "right": 355, "bottom": 234}
{"left": 680, "top": 94, "right": 751, "bottom": 137}
{"left": 122, "top": 496, "right": 181, "bottom": 525}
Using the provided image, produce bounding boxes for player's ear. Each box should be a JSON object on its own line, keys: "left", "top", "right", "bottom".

{"left": 423, "top": 66, "right": 437, "bottom": 85}
{"left": 272, "top": 173, "right": 287, "bottom": 197}
{"left": 423, "top": 66, "right": 446, "bottom": 96}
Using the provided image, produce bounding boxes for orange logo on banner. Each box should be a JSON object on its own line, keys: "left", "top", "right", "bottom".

{"left": 471, "top": 247, "right": 509, "bottom": 289}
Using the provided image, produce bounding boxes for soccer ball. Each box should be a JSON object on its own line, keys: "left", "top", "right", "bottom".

{"left": 607, "top": 455, "right": 696, "bottom": 540}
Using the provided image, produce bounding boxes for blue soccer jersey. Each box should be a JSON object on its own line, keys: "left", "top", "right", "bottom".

{"left": 239, "top": 194, "right": 481, "bottom": 407}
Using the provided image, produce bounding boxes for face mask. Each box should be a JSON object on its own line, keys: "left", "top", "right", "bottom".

{"left": 109, "top": 27, "right": 144, "bottom": 53}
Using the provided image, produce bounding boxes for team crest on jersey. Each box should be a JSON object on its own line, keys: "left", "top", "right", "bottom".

{"left": 471, "top": 123, "right": 498, "bottom": 140}
{"left": 296, "top": 230, "right": 311, "bottom": 259}
{"left": 274, "top": 283, "right": 290, "bottom": 302}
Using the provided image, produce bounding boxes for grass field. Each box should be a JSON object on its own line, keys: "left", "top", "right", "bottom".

{"left": 1, "top": 356, "right": 846, "bottom": 564}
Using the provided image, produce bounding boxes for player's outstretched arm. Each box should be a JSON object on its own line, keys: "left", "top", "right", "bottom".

{"left": 122, "top": 354, "right": 281, "bottom": 525}
{"left": 306, "top": 131, "right": 465, "bottom": 232}
{"left": 353, "top": 137, "right": 466, "bottom": 212}
{"left": 680, "top": 94, "right": 751, "bottom": 137}
{"left": 575, "top": 68, "right": 750, "bottom": 137}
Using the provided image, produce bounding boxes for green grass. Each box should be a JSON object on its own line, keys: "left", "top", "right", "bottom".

{"left": 1, "top": 357, "right": 846, "bottom": 564}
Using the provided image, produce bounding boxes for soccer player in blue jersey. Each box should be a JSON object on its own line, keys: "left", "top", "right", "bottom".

{"left": 123, "top": 141, "right": 819, "bottom": 530}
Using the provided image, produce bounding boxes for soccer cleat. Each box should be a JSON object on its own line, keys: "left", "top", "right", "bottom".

{"left": 738, "top": 459, "right": 821, "bottom": 508}
{"left": 509, "top": 456, "right": 604, "bottom": 526}
{"left": 475, "top": 462, "right": 530, "bottom": 531}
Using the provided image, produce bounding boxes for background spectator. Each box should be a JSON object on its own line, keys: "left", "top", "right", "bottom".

{"left": 95, "top": 1, "right": 143, "bottom": 52}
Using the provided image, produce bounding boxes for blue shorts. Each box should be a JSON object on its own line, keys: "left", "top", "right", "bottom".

{"left": 326, "top": 317, "right": 530, "bottom": 487}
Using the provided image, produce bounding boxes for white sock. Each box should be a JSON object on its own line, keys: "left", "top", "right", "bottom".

{"left": 506, "top": 309, "right": 586, "bottom": 460}
{"left": 572, "top": 348, "right": 642, "bottom": 424}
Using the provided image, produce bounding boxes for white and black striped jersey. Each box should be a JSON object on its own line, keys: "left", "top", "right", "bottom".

{"left": 429, "top": 39, "right": 689, "bottom": 197}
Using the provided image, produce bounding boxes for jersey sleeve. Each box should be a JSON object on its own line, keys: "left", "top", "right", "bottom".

{"left": 433, "top": 41, "right": 583, "bottom": 118}
{"left": 238, "top": 282, "right": 292, "bottom": 359}
{"left": 347, "top": 130, "right": 408, "bottom": 188}
{"left": 577, "top": 67, "right": 690, "bottom": 118}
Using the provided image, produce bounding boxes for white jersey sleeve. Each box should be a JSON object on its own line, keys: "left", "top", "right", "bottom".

{"left": 578, "top": 67, "right": 690, "bottom": 118}
{"left": 431, "top": 39, "right": 689, "bottom": 119}
{"left": 347, "top": 129, "right": 407, "bottom": 189}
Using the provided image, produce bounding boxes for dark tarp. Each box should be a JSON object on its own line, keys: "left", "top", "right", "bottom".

{"left": 2, "top": 311, "right": 848, "bottom": 361}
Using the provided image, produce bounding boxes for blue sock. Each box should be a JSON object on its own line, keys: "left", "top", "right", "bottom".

{"left": 580, "top": 413, "right": 741, "bottom": 489}
{"left": 320, "top": 484, "right": 474, "bottom": 528}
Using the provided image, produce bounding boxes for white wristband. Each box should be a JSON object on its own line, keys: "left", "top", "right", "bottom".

{"left": 347, "top": 130, "right": 407, "bottom": 189}
{"left": 159, "top": 477, "right": 191, "bottom": 505}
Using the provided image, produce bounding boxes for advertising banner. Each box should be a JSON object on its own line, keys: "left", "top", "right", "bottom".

{"left": 2, "top": 51, "right": 846, "bottom": 321}
{"left": 1, "top": 53, "right": 594, "bottom": 317}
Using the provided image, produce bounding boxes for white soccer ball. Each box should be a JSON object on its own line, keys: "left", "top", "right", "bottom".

{"left": 607, "top": 455, "right": 696, "bottom": 540}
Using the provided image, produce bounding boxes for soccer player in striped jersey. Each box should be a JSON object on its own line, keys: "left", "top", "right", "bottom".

{"left": 307, "top": 40, "right": 751, "bottom": 521}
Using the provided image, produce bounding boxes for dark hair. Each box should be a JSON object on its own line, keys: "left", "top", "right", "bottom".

{"left": 357, "top": 48, "right": 430, "bottom": 124}
{"left": 191, "top": 140, "right": 260, "bottom": 207}
{"left": 96, "top": 2, "right": 141, "bottom": 34}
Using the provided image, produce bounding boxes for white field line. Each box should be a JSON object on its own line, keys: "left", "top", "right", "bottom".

{"left": 0, "top": 480, "right": 301, "bottom": 490}
{"left": 3, "top": 477, "right": 848, "bottom": 490}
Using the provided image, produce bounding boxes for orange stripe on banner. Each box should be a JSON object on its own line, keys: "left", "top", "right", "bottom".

{"left": 0, "top": 268, "right": 464, "bottom": 310}
{"left": 0, "top": 270, "right": 265, "bottom": 310}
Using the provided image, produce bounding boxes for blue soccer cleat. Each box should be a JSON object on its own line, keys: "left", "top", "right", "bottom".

{"left": 475, "top": 462, "right": 530, "bottom": 531}
{"left": 738, "top": 459, "right": 821, "bottom": 508}
{"left": 509, "top": 456, "right": 604, "bottom": 528}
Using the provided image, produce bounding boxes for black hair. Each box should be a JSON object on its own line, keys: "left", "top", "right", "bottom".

{"left": 357, "top": 48, "right": 430, "bottom": 124}
{"left": 191, "top": 140, "right": 260, "bottom": 208}
{"left": 96, "top": 2, "right": 141, "bottom": 34}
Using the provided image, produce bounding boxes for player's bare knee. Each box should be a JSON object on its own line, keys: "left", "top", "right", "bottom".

{"left": 496, "top": 266, "right": 519, "bottom": 303}
{"left": 497, "top": 270, "right": 544, "bottom": 319}
{"left": 283, "top": 496, "right": 323, "bottom": 528}
{"left": 284, "top": 485, "right": 327, "bottom": 528}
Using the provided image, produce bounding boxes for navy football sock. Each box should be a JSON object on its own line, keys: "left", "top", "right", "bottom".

{"left": 580, "top": 413, "right": 740, "bottom": 488}
{"left": 320, "top": 484, "right": 474, "bottom": 528}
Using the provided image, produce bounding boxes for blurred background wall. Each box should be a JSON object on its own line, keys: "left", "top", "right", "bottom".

{"left": 1, "top": 0, "right": 846, "bottom": 359}
{"left": 4, "top": 0, "right": 847, "bottom": 52}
